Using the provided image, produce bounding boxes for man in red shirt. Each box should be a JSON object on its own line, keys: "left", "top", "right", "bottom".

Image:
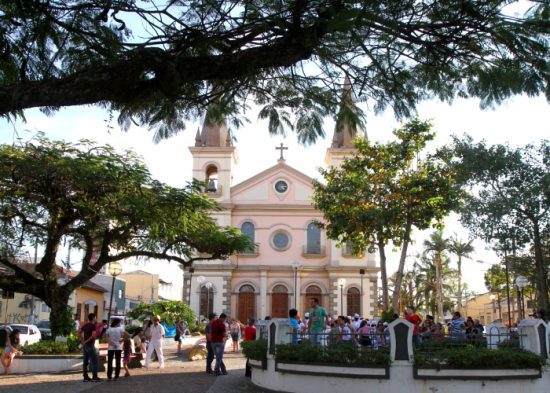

{"left": 210, "top": 313, "right": 228, "bottom": 376}
{"left": 78, "top": 313, "right": 102, "bottom": 382}
{"left": 242, "top": 318, "right": 256, "bottom": 377}
{"left": 404, "top": 306, "right": 422, "bottom": 344}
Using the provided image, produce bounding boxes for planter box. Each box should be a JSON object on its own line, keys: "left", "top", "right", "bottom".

{"left": 275, "top": 361, "right": 390, "bottom": 379}
{"left": 10, "top": 354, "right": 83, "bottom": 374}
{"left": 414, "top": 366, "right": 542, "bottom": 380}
{"left": 248, "top": 358, "right": 267, "bottom": 370}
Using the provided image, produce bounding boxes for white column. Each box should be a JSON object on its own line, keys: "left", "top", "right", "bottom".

{"left": 260, "top": 270, "right": 267, "bottom": 319}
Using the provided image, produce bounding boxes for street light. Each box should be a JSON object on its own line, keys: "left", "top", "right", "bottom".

{"left": 515, "top": 275, "right": 528, "bottom": 320}
{"left": 292, "top": 261, "right": 300, "bottom": 309}
{"left": 338, "top": 278, "right": 346, "bottom": 315}
{"left": 359, "top": 269, "right": 365, "bottom": 316}
{"left": 107, "top": 261, "right": 122, "bottom": 322}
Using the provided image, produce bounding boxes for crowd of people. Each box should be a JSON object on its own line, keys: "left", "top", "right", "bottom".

{"left": 282, "top": 300, "right": 489, "bottom": 349}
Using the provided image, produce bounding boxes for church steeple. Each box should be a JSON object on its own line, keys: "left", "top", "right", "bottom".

{"left": 197, "top": 104, "right": 233, "bottom": 147}
{"left": 331, "top": 75, "right": 363, "bottom": 148}
{"left": 325, "top": 75, "right": 365, "bottom": 166}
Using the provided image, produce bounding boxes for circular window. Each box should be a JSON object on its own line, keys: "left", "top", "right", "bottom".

{"left": 271, "top": 230, "right": 291, "bottom": 251}
{"left": 274, "top": 180, "right": 288, "bottom": 193}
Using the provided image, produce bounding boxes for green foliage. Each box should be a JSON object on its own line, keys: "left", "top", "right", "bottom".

{"left": 275, "top": 342, "right": 390, "bottom": 366}
{"left": 127, "top": 300, "right": 195, "bottom": 328}
{"left": 23, "top": 333, "right": 80, "bottom": 354}
{"left": 0, "top": 2, "right": 547, "bottom": 142}
{"left": 313, "top": 119, "right": 463, "bottom": 310}
{"left": 241, "top": 339, "right": 267, "bottom": 361}
{"left": 414, "top": 346, "right": 546, "bottom": 370}
{"left": 380, "top": 308, "right": 397, "bottom": 323}
{"left": 0, "top": 137, "right": 250, "bottom": 340}
{"left": 50, "top": 306, "right": 76, "bottom": 338}
{"left": 448, "top": 136, "right": 549, "bottom": 314}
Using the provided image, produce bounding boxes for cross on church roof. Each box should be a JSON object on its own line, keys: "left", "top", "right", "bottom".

{"left": 276, "top": 143, "right": 288, "bottom": 161}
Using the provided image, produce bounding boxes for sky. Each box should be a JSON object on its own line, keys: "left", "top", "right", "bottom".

{"left": 1, "top": 92, "right": 548, "bottom": 297}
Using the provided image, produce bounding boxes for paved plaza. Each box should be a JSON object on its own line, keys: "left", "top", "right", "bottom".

{"left": 0, "top": 341, "right": 274, "bottom": 393}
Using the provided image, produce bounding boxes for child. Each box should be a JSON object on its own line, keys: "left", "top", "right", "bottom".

{"left": 1, "top": 329, "right": 23, "bottom": 375}
{"left": 122, "top": 331, "right": 132, "bottom": 377}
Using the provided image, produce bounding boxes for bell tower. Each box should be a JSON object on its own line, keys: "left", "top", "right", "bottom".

{"left": 325, "top": 75, "right": 366, "bottom": 167}
{"left": 188, "top": 105, "right": 238, "bottom": 210}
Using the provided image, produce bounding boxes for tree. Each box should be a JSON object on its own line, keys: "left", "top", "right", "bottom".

{"left": 127, "top": 300, "right": 195, "bottom": 330}
{"left": 313, "top": 119, "right": 462, "bottom": 311}
{"left": 413, "top": 254, "right": 456, "bottom": 317}
{"left": 0, "top": 1, "right": 547, "bottom": 142}
{"left": 451, "top": 137, "right": 549, "bottom": 315}
{"left": 448, "top": 236, "right": 474, "bottom": 312}
{"left": 0, "top": 137, "right": 250, "bottom": 336}
{"left": 423, "top": 229, "right": 450, "bottom": 320}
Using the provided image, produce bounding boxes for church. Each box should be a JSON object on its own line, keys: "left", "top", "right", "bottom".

{"left": 183, "top": 86, "right": 379, "bottom": 323}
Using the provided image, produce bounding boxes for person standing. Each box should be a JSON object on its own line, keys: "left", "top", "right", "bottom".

{"left": 122, "top": 331, "right": 132, "bottom": 377}
{"left": 144, "top": 315, "right": 165, "bottom": 369}
{"left": 404, "top": 306, "right": 422, "bottom": 344}
{"left": 204, "top": 313, "right": 217, "bottom": 374}
{"left": 229, "top": 319, "right": 241, "bottom": 352}
{"left": 288, "top": 309, "right": 300, "bottom": 344}
{"left": 175, "top": 320, "right": 184, "bottom": 354}
{"left": 243, "top": 318, "right": 256, "bottom": 378}
{"left": 1, "top": 329, "right": 22, "bottom": 375}
{"left": 211, "top": 313, "right": 228, "bottom": 376}
{"left": 105, "top": 318, "right": 124, "bottom": 381}
{"left": 308, "top": 298, "right": 328, "bottom": 345}
{"left": 78, "top": 313, "right": 102, "bottom": 382}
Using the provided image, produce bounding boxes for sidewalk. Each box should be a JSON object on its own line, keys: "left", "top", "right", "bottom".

{"left": 0, "top": 340, "right": 274, "bottom": 393}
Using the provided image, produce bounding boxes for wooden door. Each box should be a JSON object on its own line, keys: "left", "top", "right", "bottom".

{"left": 238, "top": 285, "right": 255, "bottom": 323}
{"left": 271, "top": 285, "right": 288, "bottom": 318}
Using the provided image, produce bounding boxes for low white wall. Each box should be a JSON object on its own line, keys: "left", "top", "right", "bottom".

{"left": 9, "top": 355, "right": 82, "bottom": 374}
{"left": 252, "top": 360, "right": 549, "bottom": 393}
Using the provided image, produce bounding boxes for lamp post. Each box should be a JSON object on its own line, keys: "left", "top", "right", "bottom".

{"left": 197, "top": 276, "right": 206, "bottom": 318}
{"left": 107, "top": 261, "right": 122, "bottom": 322}
{"left": 292, "top": 260, "right": 300, "bottom": 310}
{"left": 515, "top": 275, "right": 528, "bottom": 321}
{"left": 338, "top": 278, "right": 346, "bottom": 315}
{"left": 359, "top": 269, "right": 365, "bottom": 316}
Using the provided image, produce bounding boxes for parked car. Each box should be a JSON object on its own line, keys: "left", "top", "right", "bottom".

{"left": 36, "top": 320, "right": 52, "bottom": 339}
{"left": 8, "top": 323, "right": 42, "bottom": 345}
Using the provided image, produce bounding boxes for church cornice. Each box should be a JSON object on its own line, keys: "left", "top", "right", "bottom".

{"left": 231, "top": 203, "right": 317, "bottom": 211}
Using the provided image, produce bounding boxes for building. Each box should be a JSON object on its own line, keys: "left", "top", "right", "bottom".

{"left": 184, "top": 83, "right": 379, "bottom": 323}
{"left": 90, "top": 274, "right": 126, "bottom": 321}
{"left": 119, "top": 270, "right": 183, "bottom": 313}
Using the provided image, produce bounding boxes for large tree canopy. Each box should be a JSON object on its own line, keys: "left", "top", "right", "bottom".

{"left": 0, "top": 137, "right": 250, "bottom": 335}
{"left": 0, "top": 1, "right": 548, "bottom": 142}
{"left": 450, "top": 136, "right": 549, "bottom": 316}
{"left": 313, "top": 119, "right": 462, "bottom": 312}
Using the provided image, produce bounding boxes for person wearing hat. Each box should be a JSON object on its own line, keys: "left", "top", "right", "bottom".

{"left": 351, "top": 313, "right": 361, "bottom": 332}
{"left": 144, "top": 315, "right": 165, "bottom": 369}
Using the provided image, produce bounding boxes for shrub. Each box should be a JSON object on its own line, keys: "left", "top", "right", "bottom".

{"left": 242, "top": 339, "right": 267, "bottom": 361}
{"left": 22, "top": 333, "right": 81, "bottom": 355}
{"left": 414, "top": 346, "right": 546, "bottom": 370}
{"left": 275, "top": 342, "right": 390, "bottom": 366}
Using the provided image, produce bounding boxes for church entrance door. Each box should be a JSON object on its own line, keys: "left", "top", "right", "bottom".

{"left": 238, "top": 285, "right": 255, "bottom": 322}
{"left": 271, "top": 285, "right": 288, "bottom": 318}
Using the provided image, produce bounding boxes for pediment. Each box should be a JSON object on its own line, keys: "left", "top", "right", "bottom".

{"left": 231, "top": 161, "right": 315, "bottom": 204}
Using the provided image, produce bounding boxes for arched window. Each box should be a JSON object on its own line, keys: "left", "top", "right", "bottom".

{"left": 205, "top": 164, "right": 218, "bottom": 193}
{"left": 305, "top": 285, "right": 322, "bottom": 310}
{"left": 241, "top": 222, "right": 255, "bottom": 254}
{"left": 200, "top": 285, "right": 214, "bottom": 318}
{"left": 306, "top": 222, "right": 321, "bottom": 254}
{"left": 238, "top": 285, "right": 256, "bottom": 323}
{"left": 271, "top": 285, "right": 288, "bottom": 318}
{"left": 347, "top": 287, "right": 361, "bottom": 316}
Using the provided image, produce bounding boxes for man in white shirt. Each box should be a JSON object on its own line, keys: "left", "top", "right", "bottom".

{"left": 144, "top": 315, "right": 165, "bottom": 368}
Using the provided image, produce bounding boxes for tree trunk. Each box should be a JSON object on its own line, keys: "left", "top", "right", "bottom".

{"left": 457, "top": 257, "right": 462, "bottom": 313}
{"left": 532, "top": 222, "right": 549, "bottom": 315}
{"left": 48, "top": 292, "right": 74, "bottom": 339}
{"left": 392, "top": 220, "right": 412, "bottom": 313}
{"left": 435, "top": 254, "right": 444, "bottom": 322}
{"left": 377, "top": 238, "right": 389, "bottom": 311}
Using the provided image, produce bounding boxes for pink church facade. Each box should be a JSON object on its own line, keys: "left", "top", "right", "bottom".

{"left": 184, "top": 98, "right": 379, "bottom": 322}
